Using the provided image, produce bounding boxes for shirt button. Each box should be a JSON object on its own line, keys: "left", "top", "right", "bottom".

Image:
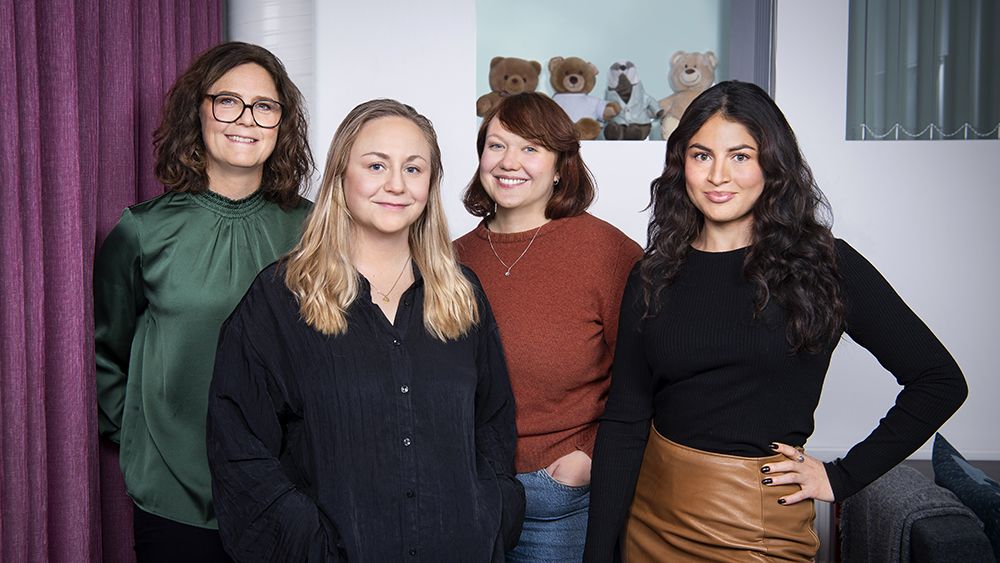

{"left": 403, "top": 437, "right": 411, "bottom": 447}
{"left": 393, "top": 339, "right": 401, "bottom": 346}
{"left": 400, "top": 385, "right": 409, "bottom": 394}
{"left": 409, "top": 548, "right": 416, "bottom": 556}
{"left": 406, "top": 490, "right": 415, "bottom": 498}
{"left": 403, "top": 298, "right": 412, "bottom": 306}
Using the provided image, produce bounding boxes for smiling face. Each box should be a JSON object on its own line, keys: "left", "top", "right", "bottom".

{"left": 343, "top": 116, "right": 432, "bottom": 244}
{"left": 684, "top": 114, "right": 765, "bottom": 249}
{"left": 478, "top": 118, "right": 559, "bottom": 231}
{"left": 199, "top": 63, "right": 280, "bottom": 191}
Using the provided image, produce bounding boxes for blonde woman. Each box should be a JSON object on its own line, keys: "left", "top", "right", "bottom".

{"left": 206, "top": 99, "right": 524, "bottom": 562}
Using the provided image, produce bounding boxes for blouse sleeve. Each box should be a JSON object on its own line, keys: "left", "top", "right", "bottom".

{"left": 470, "top": 276, "right": 525, "bottom": 554}
{"left": 94, "top": 209, "right": 145, "bottom": 443}
{"left": 583, "top": 265, "right": 655, "bottom": 563}
{"left": 823, "top": 241, "right": 967, "bottom": 501}
{"left": 206, "top": 279, "right": 345, "bottom": 563}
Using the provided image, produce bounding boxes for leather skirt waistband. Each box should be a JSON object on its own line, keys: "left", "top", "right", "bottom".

{"left": 622, "top": 425, "right": 819, "bottom": 563}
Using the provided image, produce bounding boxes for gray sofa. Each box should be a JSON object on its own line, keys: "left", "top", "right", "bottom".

{"left": 840, "top": 464, "right": 996, "bottom": 563}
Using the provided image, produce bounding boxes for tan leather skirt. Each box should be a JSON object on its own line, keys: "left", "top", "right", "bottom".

{"left": 622, "top": 426, "right": 819, "bottom": 563}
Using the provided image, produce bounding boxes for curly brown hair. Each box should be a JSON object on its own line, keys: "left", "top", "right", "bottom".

{"left": 463, "top": 92, "right": 594, "bottom": 223}
{"left": 643, "top": 81, "right": 844, "bottom": 354}
{"left": 153, "top": 41, "right": 312, "bottom": 209}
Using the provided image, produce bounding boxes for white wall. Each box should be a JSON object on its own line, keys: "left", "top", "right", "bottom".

{"left": 305, "top": 0, "right": 998, "bottom": 460}
{"left": 776, "top": 1, "right": 1000, "bottom": 460}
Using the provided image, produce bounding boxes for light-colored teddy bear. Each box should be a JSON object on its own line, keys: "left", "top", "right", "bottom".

{"left": 658, "top": 51, "right": 718, "bottom": 140}
{"left": 549, "top": 56, "right": 619, "bottom": 140}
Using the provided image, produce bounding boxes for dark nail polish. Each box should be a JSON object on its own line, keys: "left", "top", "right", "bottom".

{"left": 770, "top": 443, "right": 779, "bottom": 450}
{"left": 762, "top": 478, "right": 772, "bottom": 485}
{"left": 761, "top": 466, "right": 770, "bottom": 473}
{"left": 778, "top": 498, "right": 786, "bottom": 505}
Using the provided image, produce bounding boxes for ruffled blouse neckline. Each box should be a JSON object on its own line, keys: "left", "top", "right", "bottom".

{"left": 190, "top": 188, "right": 266, "bottom": 218}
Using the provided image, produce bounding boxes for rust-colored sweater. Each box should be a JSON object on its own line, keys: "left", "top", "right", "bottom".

{"left": 455, "top": 213, "right": 643, "bottom": 473}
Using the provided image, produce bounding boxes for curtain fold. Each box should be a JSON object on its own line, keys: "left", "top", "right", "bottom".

{"left": 0, "top": 1, "right": 222, "bottom": 561}
{"left": 846, "top": 0, "right": 1000, "bottom": 140}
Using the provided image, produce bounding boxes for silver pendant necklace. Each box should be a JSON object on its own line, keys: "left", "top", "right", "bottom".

{"left": 487, "top": 224, "right": 542, "bottom": 276}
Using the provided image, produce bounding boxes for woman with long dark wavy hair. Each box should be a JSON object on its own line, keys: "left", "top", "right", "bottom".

{"left": 582, "top": 81, "right": 967, "bottom": 562}
{"left": 94, "top": 42, "right": 312, "bottom": 562}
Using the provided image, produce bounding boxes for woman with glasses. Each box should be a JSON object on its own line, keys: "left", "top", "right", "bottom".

{"left": 94, "top": 42, "right": 312, "bottom": 562}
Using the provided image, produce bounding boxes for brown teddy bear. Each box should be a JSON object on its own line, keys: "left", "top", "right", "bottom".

{"left": 476, "top": 56, "right": 542, "bottom": 117}
{"left": 658, "top": 50, "right": 718, "bottom": 139}
{"left": 548, "top": 56, "right": 620, "bottom": 140}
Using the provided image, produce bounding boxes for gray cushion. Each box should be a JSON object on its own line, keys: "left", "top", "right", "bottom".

{"left": 933, "top": 433, "right": 1000, "bottom": 562}
{"left": 841, "top": 464, "right": 983, "bottom": 563}
{"left": 911, "top": 514, "right": 997, "bottom": 563}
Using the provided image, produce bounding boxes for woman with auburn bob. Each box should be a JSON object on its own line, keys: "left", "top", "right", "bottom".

{"left": 206, "top": 99, "right": 523, "bottom": 562}
{"left": 455, "top": 92, "right": 643, "bottom": 563}
{"left": 583, "top": 81, "right": 967, "bottom": 562}
{"left": 94, "top": 42, "right": 312, "bottom": 562}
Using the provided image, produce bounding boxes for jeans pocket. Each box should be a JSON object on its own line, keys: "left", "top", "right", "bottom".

{"left": 539, "top": 467, "right": 591, "bottom": 493}
{"left": 518, "top": 469, "right": 591, "bottom": 522}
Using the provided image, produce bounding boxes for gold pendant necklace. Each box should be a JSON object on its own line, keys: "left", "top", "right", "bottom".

{"left": 370, "top": 256, "right": 410, "bottom": 303}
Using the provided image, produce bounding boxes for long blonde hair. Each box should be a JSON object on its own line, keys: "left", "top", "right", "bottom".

{"left": 284, "top": 99, "right": 478, "bottom": 340}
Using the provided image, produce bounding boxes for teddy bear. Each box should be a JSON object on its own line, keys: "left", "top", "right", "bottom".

{"left": 548, "top": 56, "right": 620, "bottom": 140}
{"left": 476, "top": 56, "right": 542, "bottom": 117}
{"left": 658, "top": 51, "right": 718, "bottom": 139}
{"left": 604, "top": 60, "right": 664, "bottom": 140}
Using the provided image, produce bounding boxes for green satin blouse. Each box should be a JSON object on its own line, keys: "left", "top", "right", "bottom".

{"left": 94, "top": 188, "right": 311, "bottom": 528}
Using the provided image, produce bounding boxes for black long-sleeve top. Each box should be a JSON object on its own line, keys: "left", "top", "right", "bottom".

{"left": 206, "top": 262, "right": 524, "bottom": 562}
{"left": 583, "top": 240, "right": 967, "bottom": 561}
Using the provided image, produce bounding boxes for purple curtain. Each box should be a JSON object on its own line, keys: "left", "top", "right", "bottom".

{"left": 0, "top": 1, "right": 222, "bottom": 561}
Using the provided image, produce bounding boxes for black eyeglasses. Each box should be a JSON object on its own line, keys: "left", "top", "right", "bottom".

{"left": 206, "top": 94, "right": 284, "bottom": 129}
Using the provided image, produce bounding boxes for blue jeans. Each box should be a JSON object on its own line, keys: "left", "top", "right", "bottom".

{"left": 506, "top": 468, "right": 590, "bottom": 563}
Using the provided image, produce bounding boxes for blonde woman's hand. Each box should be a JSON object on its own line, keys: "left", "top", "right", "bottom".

{"left": 761, "top": 442, "right": 835, "bottom": 504}
{"left": 545, "top": 450, "right": 592, "bottom": 487}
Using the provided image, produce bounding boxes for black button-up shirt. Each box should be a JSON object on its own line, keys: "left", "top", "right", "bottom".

{"left": 207, "top": 263, "right": 523, "bottom": 562}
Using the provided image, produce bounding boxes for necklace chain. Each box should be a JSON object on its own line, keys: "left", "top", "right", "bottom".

{"left": 487, "top": 224, "right": 542, "bottom": 277}
{"left": 370, "top": 256, "right": 410, "bottom": 303}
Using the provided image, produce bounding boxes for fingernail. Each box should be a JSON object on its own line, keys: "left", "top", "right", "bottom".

{"left": 778, "top": 498, "right": 786, "bottom": 505}
{"left": 761, "top": 466, "right": 770, "bottom": 474}
{"left": 770, "top": 443, "right": 779, "bottom": 450}
{"left": 762, "top": 478, "right": 772, "bottom": 485}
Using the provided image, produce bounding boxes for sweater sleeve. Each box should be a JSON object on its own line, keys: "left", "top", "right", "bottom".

{"left": 584, "top": 265, "right": 655, "bottom": 563}
{"left": 206, "top": 278, "right": 345, "bottom": 563}
{"left": 94, "top": 209, "right": 145, "bottom": 443}
{"left": 600, "top": 238, "right": 645, "bottom": 365}
{"left": 822, "top": 241, "right": 967, "bottom": 501}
